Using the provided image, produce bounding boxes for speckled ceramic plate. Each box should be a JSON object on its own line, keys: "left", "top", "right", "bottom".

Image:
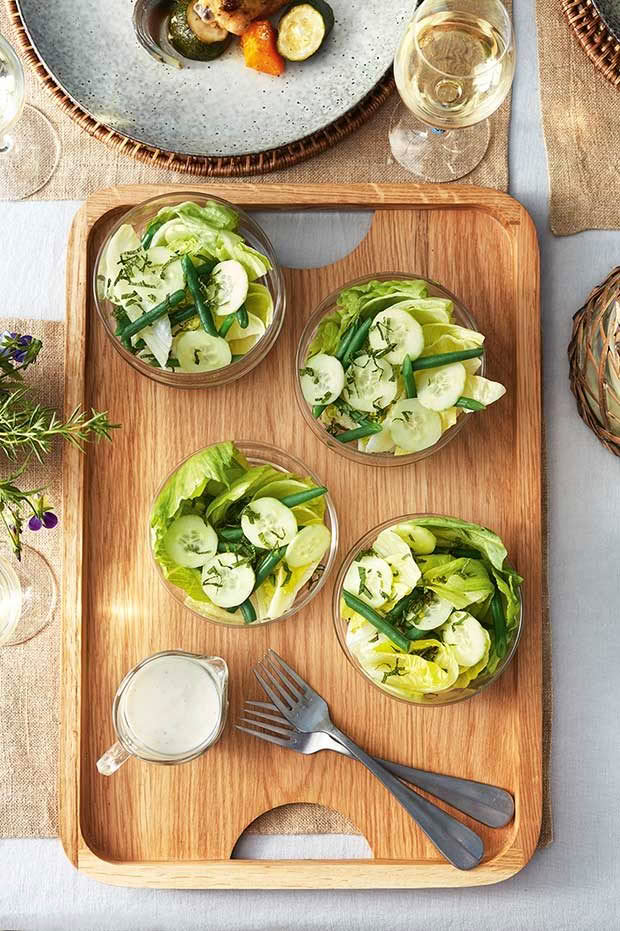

{"left": 592, "top": 0, "right": 620, "bottom": 38}
{"left": 15, "top": 0, "right": 409, "bottom": 158}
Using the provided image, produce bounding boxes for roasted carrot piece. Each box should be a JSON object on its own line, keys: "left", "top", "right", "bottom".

{"left": 241, "top": 20, "right": 285, "bottom": 76}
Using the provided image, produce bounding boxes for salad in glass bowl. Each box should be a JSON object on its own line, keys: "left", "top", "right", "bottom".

{"left": 95, "top": 194, "right": 284, "bottom": 387}
{"left": 334, "top": 515, "right": 522, "bottom": 705}
{"left": 295, "top": 274, "right": 506, "bottom": 465}
{"left": 150, "top": 441, "right": 337, "bottom": 626}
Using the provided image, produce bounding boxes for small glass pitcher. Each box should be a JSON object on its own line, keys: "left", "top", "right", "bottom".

{"left": 97, "top": 650, "right": 228, "bottom": 775}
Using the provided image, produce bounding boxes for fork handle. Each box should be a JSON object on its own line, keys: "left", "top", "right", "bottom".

{"left": 326, "top": 724, "right": 484, "bottom": 871}
{"left": 373, "top": 758, "right": 514, "bottom": 828}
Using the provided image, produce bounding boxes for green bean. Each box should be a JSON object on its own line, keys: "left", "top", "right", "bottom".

{"left": 280, "top": 487, "right": 327, "bottom": 508}
{"left": 196, "top": 259, "right": 218, "bottom": 279}
{"left": 229, "top": 546, "right": 287, "bottom": 621}
{"left": 343, "top": 591, "right": 409, "bottom": 652}
{"left": 253, "top": 546, "right": 287, "bottom": 590}
{"left": 140, "top": 218, "right": 165, "bottom": 250}
{"left": 384, "top": 592, "right": 414, "bottom": 623}
{"left": 336, "top": 423, "right": 382, "bottom": 444}
{"left": 402, "top": 354, "right": 417, "bottom": 398}
{"left": 240, "top": 601, "right": 257, "bottom": 624}
{"left": 219, "top": 526, "right": 244, "bottom": 542}
{"left": 335, "top": 323, "right": 357, "bottom": 362}
{"left": 334, "top": 399, "right": 374, "bottom": 426}
{"left": 455, "top": 396, "right": 486, "bottom": 411}
{"left": 411, "top": 348, "right": 484, "bottom": 371}
{"left": 114, "top": 308, "right": 132, "bottom": 351}
{"left": 491, "top": 590, "right": 507, "bottom": 658}
{"left": 404, "top": 624, "right": 430, "bottom": 642}
{"left": 218, "top": 313, "right": 237, "bottom": 338}
{"left": 118, "top": 290, "right": 186, "bottom": 341}
{"left": 312, "top": 404, "right": 328, "bottom": 419}
{"left": 169, "top": 304, "right": 197, "bottom": 328}
{"left": 342, "top": 316, "right": 374, "bottom": 367}
{"left": 236, "top": 304, "right": 249, "bottom": 329}
{"left": 182, "top": 256, "right": 218, "bottom": 337}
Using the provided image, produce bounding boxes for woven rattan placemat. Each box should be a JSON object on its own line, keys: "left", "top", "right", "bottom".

{"left": 538, "top": 0, "right": 620, "bottom": 234}
{"left": 0, "top": 319, "right": 552, "bottom": 847}
{"left": 0, "top": 1, "right": 510, "bottom": 199}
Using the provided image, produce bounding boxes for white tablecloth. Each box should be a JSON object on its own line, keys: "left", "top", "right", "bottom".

{"left": 2, "top": 0, "right": 620, "bottom": 926}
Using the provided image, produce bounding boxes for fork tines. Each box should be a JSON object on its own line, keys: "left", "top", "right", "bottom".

{"left": 252, "top": 649, "right": 309, "bottom": 713}
{"left": 234, "top": 698, "right": 296, "bottom": 749}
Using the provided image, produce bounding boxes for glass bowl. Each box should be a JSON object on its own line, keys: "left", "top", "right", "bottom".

{"left": 294, "top": 272, "right": 485, "bottom": 466}
{"left": 150, "top": 441, "right": 338, "bottom": 628}
{"left": 94, "top": 192, "right": 285, "bottom": 388}
{"left": 332, "top": 513, "right": 522, "bottom": 706}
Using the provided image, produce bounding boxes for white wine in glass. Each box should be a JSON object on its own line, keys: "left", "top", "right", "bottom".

{"left": 0, "top": 34, "right": 61, "bottom": 199}
{"left": 390, "top": 0, "right": 515, "bottom": 182}
{"left": 0, "top": 545, "right": 57, "bottom": 647}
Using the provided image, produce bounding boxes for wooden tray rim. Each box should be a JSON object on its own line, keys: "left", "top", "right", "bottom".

{"left": 61, "top": 183, "right": 542, "bottom": 890}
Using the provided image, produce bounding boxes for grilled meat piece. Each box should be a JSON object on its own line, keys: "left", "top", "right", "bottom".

{"left": 203, "top": 0, "right": 288, "bottom": 35}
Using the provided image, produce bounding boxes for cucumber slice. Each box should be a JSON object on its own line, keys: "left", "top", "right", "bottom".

{"left": 343, "top": 353, "right": 398, "bottom": 413}
{"left": 201, "top": 552, "right": 255, "bottom": 609}
{"left": 406, "top": 591, "right": 454, "bottom": 630}
{"left": 224, "top": 311, "right": 265, "bottom": 343}
{"left": 151, "top": 220, "right": 192, "bottom": 248}
{"left": 441, "top": 611, "right": 488, "bottom": 666}
{"left": 393, "top": 522, "right": 437, "bottom": 555}
{"left": 285, "top": 524, "right": 331, "bottom": 568}
{"left": 364, "top": 426, "right": 395, "bottom": 454}
{"left": 417, "top": 362, "right": 467, "bottom": 412}
{"left": 373, "top": 528, "right": 411, "bottom": 559}
{"left": 389, "top": 399, "right": 442, "bottom": 452}
{"left": 241, "top": 497, "right": 298, "bottom": 550}
{"left": 174, "top": 330, "right": 232, "bottom": 373}
{"left": 344, "top": 554, "right": 393, "bottom": 609}
{"left": 229, "top": 333, "right": 262, "bottom": 356}
{"left": 211, "top": 261, "right": 249, "bottom": 316}
{"left": 164, "top": 514, "right": 217, "bottom": 568}
{"left": 300, "top": 353, "right": 345, "bottom": 406}
{"left": 368, "top": 307, "right": 424, "bottom": 365}
{"left": 245, "top": 283, "right": 274, "bottom": 326}
{"left": 277, "top": 1, "right": 334, "bottom": 61}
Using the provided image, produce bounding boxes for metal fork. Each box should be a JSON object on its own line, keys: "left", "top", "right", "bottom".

{"left": 252, "top": 650, "right": 484, "bottom": 871}
{"left": 236, "top": 700, "right": 514, "bottom": 828}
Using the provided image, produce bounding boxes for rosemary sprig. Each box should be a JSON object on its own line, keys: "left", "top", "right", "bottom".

{"left": 0, "top": 330, "right": 119, "bottom": 557}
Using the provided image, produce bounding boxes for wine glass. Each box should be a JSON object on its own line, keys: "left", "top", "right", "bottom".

{"left": 0, "top": 34, "right": 60, "bottom": 199}
{"left": 389, "top": 0, "right": 515, "bottom": 182}
{"left": 0, "top": 544, "right": 57, "bottom": 646}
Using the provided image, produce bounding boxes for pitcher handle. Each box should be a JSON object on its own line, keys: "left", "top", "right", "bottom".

{"left": 97, "top": 740, "right": 131, "bottom": 775}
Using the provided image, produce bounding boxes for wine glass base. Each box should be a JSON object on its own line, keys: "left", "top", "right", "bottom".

{"left": 0, "top": 545, "right": 57, "bottom": 646}
{"left": 0, "top": 105, "right": 60, "bottom": 200}
{"left": 389, "top": 103, "right": 491, "bottom": 182}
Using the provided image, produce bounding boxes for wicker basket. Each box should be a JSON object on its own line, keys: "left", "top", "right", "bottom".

{"left": 568, "top": 268, "right": 620, "bottom": 455}
{"left": 561, "top": 0, "right": 620, "bottom": 88}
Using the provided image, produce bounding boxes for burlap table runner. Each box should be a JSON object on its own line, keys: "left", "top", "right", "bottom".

{"left": 0, "top": 318, "right": 62, "bottom": 837}
{"left": 537, "top": 0, "right": 620, "bottom": 235}
{"left": 0, "top": 2, "right": 510, "bottom": 199}
{"left": 0, "top": 318, "right": 551, "bottom": 847}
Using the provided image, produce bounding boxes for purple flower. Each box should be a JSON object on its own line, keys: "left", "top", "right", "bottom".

{"left": 28, "top": 515, "right": 42, "bottom": 531}
{"left": 42, "top": 511, "right": 58, "bottom": 529}
{"left": 19, "top": 335, "right": 32, "bottom": 345}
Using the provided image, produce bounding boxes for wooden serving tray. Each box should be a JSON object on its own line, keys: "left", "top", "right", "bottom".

{"left": 61, "top": 184, "right": 542, "bottom": 889}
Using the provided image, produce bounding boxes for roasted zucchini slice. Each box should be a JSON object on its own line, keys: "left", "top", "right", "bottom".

{"left": 168, "top": 1, "right": 231, "bottom": 61}
{"left": 277, "top": 0, "right": 335, "bottom": 61}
